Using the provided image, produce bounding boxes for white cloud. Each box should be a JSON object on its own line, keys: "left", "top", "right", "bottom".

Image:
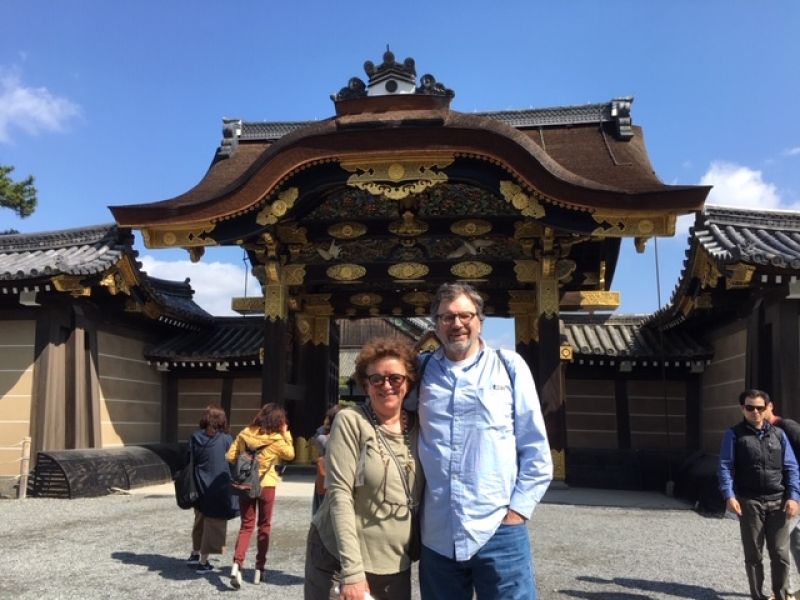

{"left": 700, "top": 161, "right": 782, "bottom": 209}
{"left": 784, "top": 147, "right": 800, "bottom": 157}
{"left": 0, "top": 68, "right": 81, "bottom": 143}
{"left": 139, "top": 255, "right": 261, "bottom": 316}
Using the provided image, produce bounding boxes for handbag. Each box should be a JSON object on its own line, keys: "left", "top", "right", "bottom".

{"left": 174, "top": 444, "right": 199, "bottom": 509}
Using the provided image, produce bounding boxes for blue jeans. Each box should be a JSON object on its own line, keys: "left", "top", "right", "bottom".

{"left": 419, "top": 522, "right": 536, "bottom": 600}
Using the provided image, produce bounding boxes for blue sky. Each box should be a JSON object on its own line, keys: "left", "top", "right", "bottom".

{"left": 2, "top": 1, "right": 799, "bottom": 349}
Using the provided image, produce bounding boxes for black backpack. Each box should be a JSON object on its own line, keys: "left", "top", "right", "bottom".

{"left": 231, "top": 444, "right": 269, "bottom": 499}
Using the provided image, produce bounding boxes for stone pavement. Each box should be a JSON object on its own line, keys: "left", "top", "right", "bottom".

{"left": 0, "top": 472, "right": 754, "bottom": 599}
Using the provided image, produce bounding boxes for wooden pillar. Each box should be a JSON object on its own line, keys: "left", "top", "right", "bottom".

{"left": 510, "top": 286, "right": 566, "bottom": 481}
{"left": 538, "top": 266, "right": 567, "bottom": 481}
{"left": 261, "top": 281, "right": 288, "bottom": 405}
{"left": 293, "top": 312, "right": 333, "bottom": 439}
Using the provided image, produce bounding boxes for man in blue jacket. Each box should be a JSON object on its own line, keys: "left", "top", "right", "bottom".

{"left": 719, "top": 389, "right": 800, "bottom": 600}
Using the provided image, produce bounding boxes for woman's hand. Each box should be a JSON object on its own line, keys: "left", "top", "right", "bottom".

{"left": 340, "top": 579, "right": 370, "bottom": 600}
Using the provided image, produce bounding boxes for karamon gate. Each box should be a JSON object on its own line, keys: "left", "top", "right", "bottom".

{"left": 111, "top": 51, "right": 708, "bottom": 476}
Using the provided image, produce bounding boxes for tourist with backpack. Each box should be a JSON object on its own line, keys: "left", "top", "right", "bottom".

{"left": 226, "top": 403, "right": 295, "bottom": 589}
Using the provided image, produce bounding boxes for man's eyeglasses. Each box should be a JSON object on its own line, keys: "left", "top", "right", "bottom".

{"left": 366, "top": 374, "right": 407, "bottom": 387}
{"left": 744, "top": 404, "right": 767, "bottom": 413}
{"left": 435, "top": 311, "right": 476, "bottom": 325}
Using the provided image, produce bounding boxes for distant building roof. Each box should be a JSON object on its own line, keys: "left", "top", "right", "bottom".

{"left": 144, "top": 317, "right": 263, "bottom": 368}
{"left": 0, "top": 224, "right": 130, "bottom": 281}
{"left": 650, "top": 206, "right": 800, "bottom": 329}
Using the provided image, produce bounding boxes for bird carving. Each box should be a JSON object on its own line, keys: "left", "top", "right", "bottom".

{"left": 446, "top": 239, "right": 494, "bottom": 259}
{"left": 317, "top": 240, "right": 341, "bottom": 261}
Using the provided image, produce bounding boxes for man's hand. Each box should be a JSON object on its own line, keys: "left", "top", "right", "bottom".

{"left": 726, "top": 496, "right": 742, "bottom": 517}
{"left": 502, "top": 509, "right": 526, "bottom": 525}
{"left": 785, "top": 499, "right": 799, "bottom": 518}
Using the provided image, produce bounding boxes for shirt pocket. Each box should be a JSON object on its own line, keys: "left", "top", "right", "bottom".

{"left": 467, "top": 383, "right": 513, "bottom": 433}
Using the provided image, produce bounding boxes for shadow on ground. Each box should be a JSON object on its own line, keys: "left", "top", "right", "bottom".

{"left": 557, "top": 576, "right": 750, "bottom": 599}
{"left": 111, "top": 552, "right": 304, "bottom": 590}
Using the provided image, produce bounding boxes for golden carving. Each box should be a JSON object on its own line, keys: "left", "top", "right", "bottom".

{"left": 694, "top": 294, "right": 713, "bottom": 309}
{"left": 552, "top": 449, "right": 566, "bottom": 481}
{"left": 282, "top": 264, "right": 306, "bottom": 286}
{"left": 276, "top": 222, "right": 308, "bottom": 245}
{"left": 388, "top": 262, "right": 429, "bottom": 280}
{"left": 538, "top": 277, "right": 559, "bottom": 318}
{"left": 513, "top": 220, "right": 543, "bottom": 240}
{"left": 295, "top": 314, "right": 331, "bottom": 346}
{"left": 100, "top": 271, "right": 128, "bottom": 296}
{"left": 302, "top": 294, "right": 334, "bottom": 316}
{"left": 450, "top": 219, "right": 492, "bottom": 237}
{"left": 402, "top": 290, "right": 432, "bottom": 309}
{"left": 450, "top": 261, "right": 492, "bottom": 279}
{"left": 100, "top": 256, "right": 139, "bottom": 296}
{"left": 560, "top": 344, "right": 574, "bottom": 361}
{"left": 326, "top": 263, "right": 366, "bottom": 281}
{"left": 340, "top": 155, "right": 454, "bottom": 200}
{"left": 351, "top": 292, "right": 382, "bottom": 307}
{"left": 265, "top": 283, "right": 287, "bottom": 321}
{"left": 726, "top": 263, "right": 756, "bottom": 289}
{"left": 231, "top": 296, "right": 265, "bottom": 314}
{"left": 389, "top": 211, "right": 429, "bottom": 237}
{"left": 499, "top": 181, "right": 545, "bottom": 218}
{"left": 186, "top": 247, "right": 205, "bottom": 263}
{"left": 559, "top": 291, "right": 620, "bottom": 311}
{"left": 312, "top": 316, "right": 330, "bottom": 346}
{"left": 693, "top": 250, "right": 723, "bottom": 290}
{"left": 514, "top": 314, "right": 538, "bottom": 344}
{"left": 328, "top": 222, "right": 367, "bottom": 239}
{"left": 256, "top": 187, "right": 299, "bottom": 226}
{"left": 296, "top": 314, "right": 313, "bottom": 346}
{"left": 141, "top": 221, "right": 217, "bottom": 249}
{"left": 591, "top": 213, "right": 675, "bottom": 237}
{"left": 51, "top": 275, "right": 91, "bottom": 297}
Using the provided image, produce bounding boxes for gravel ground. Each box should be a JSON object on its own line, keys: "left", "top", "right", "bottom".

{"left": 0, "top": 476, "right": 763, "bottom": 600}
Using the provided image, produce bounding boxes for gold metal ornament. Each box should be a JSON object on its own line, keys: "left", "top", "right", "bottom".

{"left": 326, "top": 264, "right": 366, "bottom": 281}
{"left": 388, "top": 262, "right": 429, "bottom": 280}
{"left": 389, "top": 211, "right": 429, "bottom": 237}
{"left": 351, "top": 292, "right": 382, "bottom": 307}
{"left": 340, "top": 155, "right": 454, "bottom": 200}
{"left": 141, "top": 221, "right": 217, "bottom": 249}
{"left": 450, "top": 219, "right": 492, "bottom": 237}
{"left": 499, "top": 181, "right": 545, "bottom": 218}
{"left": 282, "top": 264, "right": 306, "bottom": 286}
{"left": 725, "top": 263, "right": 756, "bottom": 289}
{"left": 402, "top": 290, "right": 432, "bottom": 308}
{"left": 328, "top": 222, "right": 367, "bottom": 239}
{"left": 450, "top": 261, "right": 492, "bottom": 279}
{"left": 590, "top": 213, "right": 674, "bottom": 237}
{"left": 559, "top": 291, "right": 621, "bottom": 311}
{"left": 256, "top": 187, "right": 299, "bottom": 226}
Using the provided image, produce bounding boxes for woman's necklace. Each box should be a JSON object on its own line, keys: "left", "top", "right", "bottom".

{"left": 364, "top": 403, "right": 414, "bottom": 477}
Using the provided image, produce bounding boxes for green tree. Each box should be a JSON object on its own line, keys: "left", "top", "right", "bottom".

{"left": 0, "top": 165, "right": 37, "bottom": 234}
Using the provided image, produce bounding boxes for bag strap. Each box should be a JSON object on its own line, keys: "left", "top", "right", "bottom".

{"left": 360, "top": 405, "right": 417, "bottom": 510}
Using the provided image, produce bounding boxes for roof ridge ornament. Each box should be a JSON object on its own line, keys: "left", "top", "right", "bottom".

{"left": 332, "top": 49, "right": 454, "bottom": 101}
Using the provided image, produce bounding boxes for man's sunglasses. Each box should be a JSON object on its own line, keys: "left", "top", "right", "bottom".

{"left": 744, "top": 405, "right": 767, "bottom": 413}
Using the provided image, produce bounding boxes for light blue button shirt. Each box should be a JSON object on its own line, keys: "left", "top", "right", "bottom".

{"left": 413, "top": 343, "right": 553, "bottom": 561}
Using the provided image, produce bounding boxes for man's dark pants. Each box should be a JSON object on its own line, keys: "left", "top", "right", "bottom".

{"left": 740, "top": 497, "right": 792, "bottom": 599}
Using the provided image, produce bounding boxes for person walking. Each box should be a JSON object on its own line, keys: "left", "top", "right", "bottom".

{"left": 304, "top": 337, "right": 422, "bottom": 600}
{"left": 719, "top": 389, "right": 800, "bottom": 600}
{"left": 187, "top": 404, "right": 239, "bottom": 574}
{"left": 226, "top": 403, "right": 295, "bottom": 588}
{"left": 765, "top": 398, "right": 800, "bottom": 596}
{"left": 311, "top": 404, "right": 342, "bottom": 516}
{"left": 413, "top": 282, "right": 553, "bottom": 600}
